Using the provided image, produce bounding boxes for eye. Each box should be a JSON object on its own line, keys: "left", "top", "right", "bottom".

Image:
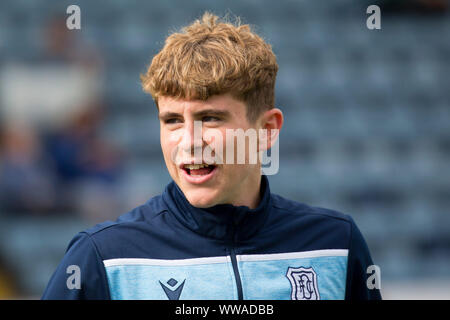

{"left": 165, "top": 118, "right": 182, "bottom": 124}
{"left": 202, "top": 116, "right": 220, "bottom": 122}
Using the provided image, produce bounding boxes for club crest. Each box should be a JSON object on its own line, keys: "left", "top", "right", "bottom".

{"left": 286, "top": 266, "right": 320, "bottom": 300}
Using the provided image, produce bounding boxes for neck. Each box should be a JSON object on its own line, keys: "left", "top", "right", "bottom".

{"left": 230, "top": 172, "right": 262, "bottom": 209}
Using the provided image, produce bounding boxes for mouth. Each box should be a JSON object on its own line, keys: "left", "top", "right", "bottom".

{"left": 180, "top": 163, "right": 217, "bottom": 184}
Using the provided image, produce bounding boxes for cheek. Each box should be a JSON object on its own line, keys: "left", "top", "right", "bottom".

{"left": 160, "top": 133, "right": 178, "bottom": 167}
{"left": 160, "top": 135, "right": 169, "bottom": 157}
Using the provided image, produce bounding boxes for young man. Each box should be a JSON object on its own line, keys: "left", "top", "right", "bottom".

{"left": 42, "top": 13, "right": 381, "bottom": 300}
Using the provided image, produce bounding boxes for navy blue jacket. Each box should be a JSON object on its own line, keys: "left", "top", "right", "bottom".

{"left": 42, "top": 175, "right": 381, "bottom": 300}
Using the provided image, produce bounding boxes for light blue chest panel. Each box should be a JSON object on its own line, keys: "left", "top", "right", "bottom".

{"left": 104, "top": 249, "right": 348, "bottom": 300}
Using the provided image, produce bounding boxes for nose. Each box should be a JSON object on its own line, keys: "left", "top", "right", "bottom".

{"left": 179, "top": 120, "right": 204, "bottom": 155}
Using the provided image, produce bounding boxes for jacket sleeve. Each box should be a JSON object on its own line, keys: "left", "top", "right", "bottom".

{"left": 41, "top": 232, "right": 110, "bottom": 300}
{"left": 345, "top": 217, "right": 382, "bottom": 300}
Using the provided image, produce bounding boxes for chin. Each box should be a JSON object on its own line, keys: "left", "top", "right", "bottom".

{"left": 184, "top": 189, "right": 220, "bottom": 208}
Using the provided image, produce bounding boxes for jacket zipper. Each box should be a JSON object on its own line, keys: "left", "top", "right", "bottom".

{"left": 229, "top": 247, "right": 243, "bottom": 300}
{"left": 229, "top": 221, "right": 243, "bottom": 300}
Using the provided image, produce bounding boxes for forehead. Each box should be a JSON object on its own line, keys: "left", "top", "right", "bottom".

{"left": 158, "top": 94, "right": 247, "bottom": 116}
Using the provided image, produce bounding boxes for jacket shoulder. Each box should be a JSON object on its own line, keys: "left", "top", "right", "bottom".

{"left": 271, "top": 193, "right": 353, "bottom": 224}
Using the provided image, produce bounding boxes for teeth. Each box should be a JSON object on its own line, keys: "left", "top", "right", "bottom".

{"left": 184, "top": 164, "right": 210, "bottom": 170}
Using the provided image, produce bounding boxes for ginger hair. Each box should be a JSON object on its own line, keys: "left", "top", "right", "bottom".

{"left": 141, "top": 12, "right": 278, "bottom": 122}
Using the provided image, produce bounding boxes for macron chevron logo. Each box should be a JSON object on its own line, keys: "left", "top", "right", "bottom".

{"left": 159, "top": 278, "right": 185, "bottom": 300}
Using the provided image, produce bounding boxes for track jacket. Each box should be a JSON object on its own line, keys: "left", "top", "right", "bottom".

{"left": 42, "top": 175, "right": 382, "bottom": 300}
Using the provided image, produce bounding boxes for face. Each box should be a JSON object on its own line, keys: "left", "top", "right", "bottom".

{"left": 159, "top": 94, "right": 268, "bottom": 208}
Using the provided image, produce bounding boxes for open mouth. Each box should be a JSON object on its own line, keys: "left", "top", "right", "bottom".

{"left": 180, "top": 162, "right": 218, "bottom": 184}
{"left": 182, "top": 163, "right": 216, "bottom": 177}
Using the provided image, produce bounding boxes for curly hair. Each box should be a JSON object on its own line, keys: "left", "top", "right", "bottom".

{"left": 141, "top": 12, "right": 278, "bottom": 122}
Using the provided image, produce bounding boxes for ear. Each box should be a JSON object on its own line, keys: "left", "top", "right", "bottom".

{"left": 258, "top": 108, "right": 283, "bottom": 152}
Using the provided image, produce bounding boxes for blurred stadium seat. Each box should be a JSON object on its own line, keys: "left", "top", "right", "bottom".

{"left": 0, "top": 0, "right": 448, "bottom": 298}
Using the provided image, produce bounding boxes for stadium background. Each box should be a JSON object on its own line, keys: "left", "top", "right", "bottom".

{"left": 0, "top": 0, "right": 449, "bottom": 299}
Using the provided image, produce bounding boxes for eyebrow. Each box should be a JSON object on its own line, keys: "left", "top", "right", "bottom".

{"left": 158, "top": 109, "right": 231, "bottom": 121}
{"left": 158, "top": 111, "right": 181, "bottom": 121}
